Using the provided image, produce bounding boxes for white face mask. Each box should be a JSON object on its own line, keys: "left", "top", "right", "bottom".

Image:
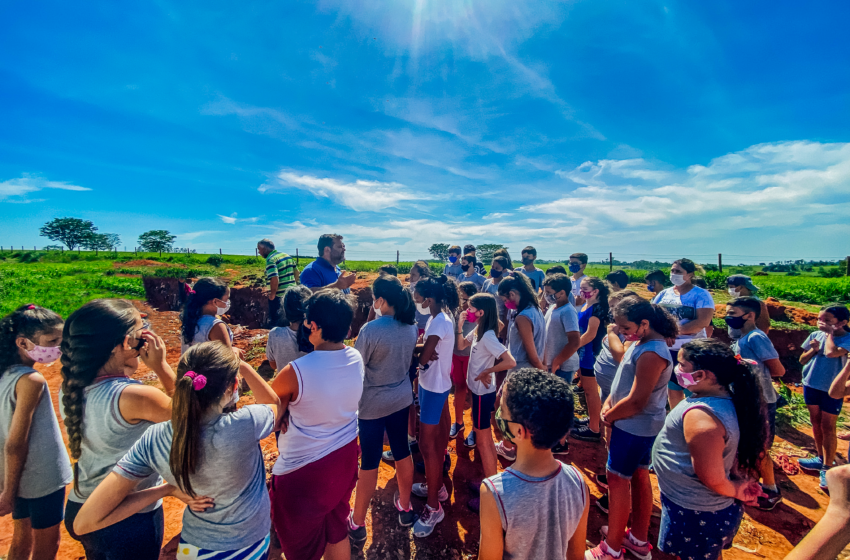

{"left": 416, "top": 301, "right": 430, "bottom": 315}
{"left": 228, "top": 386, "right": 239, "bottom": 407}
{"left": 26, "top": 344, "right": 62, "bottom": 364}
{"left": 670, "top": 273, "right": 686, "bottom": 286}
{"left": 545, "top": 293, "right": 557, "bottom": 305}
{"left": 727, "top": 287, "right": 739, "bottom": 297}
{"left": 216, "top": 299, "right": 231, "bottom": 316}
{"left": 373, "top": 300, "right": 383, "bottom": 318}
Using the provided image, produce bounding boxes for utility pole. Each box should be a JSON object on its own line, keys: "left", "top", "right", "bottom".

{"left": 718, "top": 253, "right": 723, "bottom": 273}
{"left": 609, "top": 252, "right": 613, "bottom": 272}
{"left": 397, "top": 250, "right": 400, "bottom": 266}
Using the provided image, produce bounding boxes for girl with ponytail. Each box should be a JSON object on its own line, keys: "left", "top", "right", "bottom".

{"left": 180, "top": 277, "right": 236, "bottom": 353}
{"left": 651, "top": 339, "right": 768, "bottom": 560}
{"left": 60, "top": 299, "right": 176, "bottom": 560}
{"left": 349, "top": 275, "right": 419, "bottom": 539}
{"left": 587, "top": 297, "right": 677, "bottom": 560}
{"left": 266, "top": 285, "right": 312, "bottom": 374}
{"left": 74, "top": 342, "right": 281, "bottom": 559}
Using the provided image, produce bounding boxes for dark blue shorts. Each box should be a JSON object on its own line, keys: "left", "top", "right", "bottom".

{"left": 606, "top": 425, "right": 655, "bottom": 479}
{"left": 419, "top": 387, "right": 450, "bottom": 425}
{"left": 804, "top": 385, "right": 844, "bottom": 416}
{"left": 358, "top": 406, "right": 411, "bottom": 470}
{"left": 12, "top": 487, "right": 65, "bottom": 529}
{"left": 658, "top": 493, "right": 744, "bottom": 560}
{"left": 471, "top": 391, "right": 497, "bottom": 430}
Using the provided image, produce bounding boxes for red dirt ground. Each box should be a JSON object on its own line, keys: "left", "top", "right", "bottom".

{"left": 0, "top": 292, "right": 844, "bottom": 559}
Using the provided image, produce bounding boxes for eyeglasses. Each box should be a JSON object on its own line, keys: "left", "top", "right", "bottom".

{"left": 129, "top": 320, "right": 151, "bottom": 351}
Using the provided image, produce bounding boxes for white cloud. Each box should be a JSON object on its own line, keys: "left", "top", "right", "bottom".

{"left": 0, "top": 175, "right": 91, "bottom": 202}
{"left": 177, "top": 231, "right": 225, "bottom": 242}
{"left": 483, "top": 212, "right": 512, "bottom": 219}
{"left": 217, "top": 213, "right": 260, "bottom": 225}
{"left": 261, "top": 171, "right": 428, "bottom": 211}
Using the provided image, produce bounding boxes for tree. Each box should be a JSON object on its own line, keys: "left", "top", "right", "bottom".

{"left": 428, "top": 243, "right": 450, "bottom": 262}
{"left": 476, "top": 244, "right": 506, "bottom": 264}
{"left": 82, "top": 233, "right": 121, "bottom": 252}
{"left": 39, "top": 217, "right": 97, "bottom": 250}
{"left": 138, "top": 230, "right": 177, "bottom": 253}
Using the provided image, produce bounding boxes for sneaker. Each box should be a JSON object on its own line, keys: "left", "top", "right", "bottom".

{"left": 347, "top": 512, "right": 367, "bottom": 543}
{"left": 756, "top": 487, "right": 782, "bottom": 510}
{"left": 495, "top": 440, "right": 517, "bottom": 461}
{"left": 382, "top": 449, "right": 396, "bottom": 463}
{"left": 574, "top": 416, "right": 590, "bottom": 426}
{"left": 596, "top": 473, "right": 608, "bottom": 489}
{"left": 394, "top": 491, "right": 417, "bottom": 527}
{"left": 449, "top": 422, "right": 464, "bottom": 439}
{"left": 464, "top": 431, "right": 476, "bottom": 448}
{"left": 600, "top": 527, "right": 652, "bottom": 560}
{"left": 596, "top": 494, "right": 609, "bottom": 514}
{"left": 571, "top": 425, "right": 602, "bottom": 442}
{"left": 467, "top": 497, "right": 480, "bottom": 512}
{"left": 411, "top": 483, "right": 449, "bottom": 502}
{"left": 799, "top": 456, "right": 824, "bottom": 472}
{"left": 413, "top": 503, "right": 445, "bottom": 537}
{"left": 552, "top": 441, "right": 570, "bottom": 454}
{"left": 585, "top": 540, "right": 624, "bottom": 560}
{"left": 820, "top": 469, "right": 829, "bottom": 492}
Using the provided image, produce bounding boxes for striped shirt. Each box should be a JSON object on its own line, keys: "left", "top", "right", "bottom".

{"left": 265, "top": 250, "right": 297, "bottom": 296}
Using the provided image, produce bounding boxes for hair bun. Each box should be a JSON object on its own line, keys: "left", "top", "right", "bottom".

{"left": 437, "top": 274, "right": 448, "bottom": 285}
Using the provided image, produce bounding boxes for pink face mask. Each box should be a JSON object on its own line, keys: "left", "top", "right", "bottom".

{"left": 465, "top": 309, "right": 478, "bottom": 323}
{"left": 504, "top": 300, "right": 517, "bottom": 310}
{"left": 674, "top": 365, "right": 698, "bottom": 388}
{"left": 580, "top": 290, "right": 594, "bottom": 299}
{"left": 26, "top": 344, "right": 62, "bottom": 364}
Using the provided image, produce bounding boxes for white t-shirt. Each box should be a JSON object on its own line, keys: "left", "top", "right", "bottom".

{"left": 652, "top": 286, "right": 715, "bottom": 350}
{"left": 421, "top": 312, "right": 455, "bottom": 393}
{"left": 465, "top": 329, "right": 507, "bottom": 396}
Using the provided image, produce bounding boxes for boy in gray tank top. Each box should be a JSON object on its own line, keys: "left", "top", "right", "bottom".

{"left": 479, "top": 368, "right": 588, "bottom": 560}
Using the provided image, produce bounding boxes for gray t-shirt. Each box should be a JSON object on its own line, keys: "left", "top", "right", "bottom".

{"left": 653, "top": 397, "right": 739, "bottom": 511}
{"left": 802, "top": 331, "right": 850, "bottom": 392}
{"left": 115, "top": 405, "right": 275, "bottom": 550}
{"left": 517, "top": 267, "right": 545, "bottom": 292}
{"left": 444, "top": 263, "right": 463, "bottom": 280}
{"left": 594, "top": 334, "right": 625, "bottom": 400}
{"left": 266, "top": 326, "right": 307, "bottom": 372}
{"left": 609, "top": 339, "right": 674, "bottom": 437}
{"left": 508, "top": 306, "right": 545, "bottom": 371}
{"left": 182, "top": 315, "right": 233, "bottom": 353}
{"left": 354, "top": 316, "right": 417, "bottom": 420}
{"left": 459, "top": 272, "right": 486, "bottom": 291}
{"left": 454, "top": 315, "right": 477, "bottom": 357}
{"left": 732, "top": 329, "right": 780, "bottom": 404}
{"left": 0, "top": 365, "right": 72, "bottom": 499}
{"left": 543, "top": 304, "right": 580, "bottom": 374}
{"left": 484, "top": 462, "right": 587, "bottom": 560}
{"left": 482, "top": 279, "right": 507, "bottom": 325}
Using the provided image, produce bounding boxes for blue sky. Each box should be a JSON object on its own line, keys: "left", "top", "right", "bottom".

{"left": 2, "top": 0, "right": 849, "bottom": 264}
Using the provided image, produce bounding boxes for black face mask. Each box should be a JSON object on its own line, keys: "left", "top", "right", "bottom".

{"left": 461, "top": 264, "right": 470, "bottom": 272}
{"left": 490, "top": 269, "right": 503, "bottom": 278}
{"left": 297, "top": 322, "right": 315, "bottom": 353}
{"left": 522, "top": 257, "right": 533, "bottom": 265}
{"left": 724, "top": 315, "right": 747, "bottom": 330}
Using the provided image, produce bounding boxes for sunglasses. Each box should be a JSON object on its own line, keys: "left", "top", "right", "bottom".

{"left": 130, "top": 320, "right": 152, "bottom": 351}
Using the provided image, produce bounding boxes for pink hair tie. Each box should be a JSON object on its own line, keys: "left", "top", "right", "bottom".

{"left": 27, "top": 305, "right": 36, "bottom": 310}
{"left": 184, "top": 284, "right": 196, "bottom": 296}
{"left": 184, "top": 371, "right": 207, "bottom": 391}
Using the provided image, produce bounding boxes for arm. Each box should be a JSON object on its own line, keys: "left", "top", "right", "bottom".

{"left": 139, "top": 331, "right": 177, "bottom": 396}
{"left": 0, "top": 374, "right": 44, "bottom": 515}
{"left": 270, "top": 364, "right": 300, "bottom": 430}
{"left": 419, "top": 335, "right": 441, "bottom": 366}
{"left": 828, "top": 361, "right": 850, "bottom": 400}
{"left": 608, "top": 327, "right": 626, "bottom": 363}
{"left": 578, "top": 316, "right": 600, "bottom": 349}
{"left": 208, "top": 322, "right": 233, "bottom": 349}
{"left": 825, "top": 333, "right": 849, "bottom": 359}
{"left": 551, "top": 331, "right": 580, "bottom": 374}
{"left": 476, "top": 350, "right": 517, "bottom": 386}
{"left": 678, "top": 308, "right": 714, "bottom": 335}
{"left": 74, "top": 474, "right": 173, "bottom": 534}
{"left": 784, "top": 465, "right": 850, "bottom": 560}
{"left": 239, "top": 361, "right": 281, "bottom": 424}
{"left": 799, "top": 338, "right": 818, "bottom": 365}
{"left": 567, "top": 486, "right": 590, "bottom": 560}
{"left": 765, "top": 358, "right": 785, "bottom": 379}
{"left": 478, "top": 483, "right": 505, "bottom": 560}
{"left": 602, "top": 351, "right": 667, "bottom": 424}
{"left": 455, "top": 314, "right": 471, "bottom": 351}
{"left": 515, "top": 315, "right": 544, "bottom": 370}
{"left": 268, "top": 276, "right": 279, "bottom": 301}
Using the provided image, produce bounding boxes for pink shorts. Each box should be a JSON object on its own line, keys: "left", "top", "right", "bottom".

{"left": 451, "top": 354, "right": 470, "bottom": 387}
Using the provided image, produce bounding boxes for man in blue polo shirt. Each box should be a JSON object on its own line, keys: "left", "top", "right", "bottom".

{"left": 300, "top": 233, "right": 356, "bottom": 294}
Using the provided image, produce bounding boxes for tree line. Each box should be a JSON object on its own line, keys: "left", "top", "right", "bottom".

{"left": 39, "top": 217, "right": 179, "bottom": 253}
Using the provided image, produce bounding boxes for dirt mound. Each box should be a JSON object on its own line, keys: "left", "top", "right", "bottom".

{"left": 116, "top": 259, "right": 186, "bottom": 268}
{"left": 764, "top": 297, "right": 820, "bottom": 326}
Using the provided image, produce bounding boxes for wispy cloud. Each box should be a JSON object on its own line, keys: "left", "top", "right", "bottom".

{"left": 0, "top": 175, "right": 91, "bottom": 202}
{"left": 217, "top": 212, "right": 261, "bottom": 225}
{"left": 177, "top": 231, "right": 225, "bottom": 242}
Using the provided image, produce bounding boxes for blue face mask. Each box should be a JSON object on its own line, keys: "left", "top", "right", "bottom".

{"left": 647, "top": 284, "right": 654, "bottom": 293}
{"left": 448, "top": 256, "right": 458, "bottom": 263}
{"left": 569, "top": 263, "right": 581, "bottom": 273}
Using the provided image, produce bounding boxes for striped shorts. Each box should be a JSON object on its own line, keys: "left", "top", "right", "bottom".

{"left": 176, "top": 534, "right": 269, "bottom": 560}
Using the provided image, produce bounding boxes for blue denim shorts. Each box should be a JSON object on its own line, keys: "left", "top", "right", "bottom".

{"left": 419, "top": 387, "right": 450, "bottom": 425}
{"left": 658, "top": 493, "right": 744, "bottom": 560}
{"left": 804, "top": 385, "right": 843, "bottom": 416}
{"left": 606, "top": 425, "right": 655, "bottom": 479}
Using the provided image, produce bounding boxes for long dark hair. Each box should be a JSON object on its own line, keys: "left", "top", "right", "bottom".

{"left": 497, "top": 274, "right": 539, "bottom": 312}
{"left": 583, "top": 276, "right": 610, "bottom": 322}
{"left": 680, "top": 339, "right": 768, "bottom": 477}
{"left": 414, "top": 274, "right": 460, "bottom": 313}
{"left": 613, "top": 297, "right": 679, "bottom": 339}
{"left": 0, "top": 304, "right": 64, "bottom": 375}
{"left": 170, "top": 342, "right": 240, "bottom": 497}
{"left": 469, "top": 293, "right": 500, "bottom": 340}
{"left": 493, "top": 248, "right": 513, "bottom": 270}
{"left": 61, "top": 299, "right": 138, "bottom": 493}
{"left": 823, "top": 304, "right": 850, "bottom": 336}
{"left": 181, "top": 278, "right": 228, "bottom": 345}
{"left": 283, "top": 285, "right": 312, "bottom": 324}
{"left": 373, "top": 275, "right": 415, "bottom": 325}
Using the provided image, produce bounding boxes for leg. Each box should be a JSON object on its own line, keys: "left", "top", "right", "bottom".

{"left": 31, "top": 523, "right": 62, "bottom": 560}
{"left": 629, "top": 468, "right": 654, "bottom": 543}
{"left": 384, "top": 406, "right": 414, "bottom": 511}
{"left": 322, "top": 537, "right": 351, "bottom": 560}
{"left": 583, "top": 375, "right": 602, "bottom": 432}
{"left": 476, "top": 428, "right": 498, "bottom": 477}
{"left": 352, "top": 416, "right": 385, "bottom": 526}
{"left": 420, "top": 422, "right": 444, "bottom": 509}
{"left": 605, "top": 470, "right": 631, "bottom": 551}
{"left": 821, "top": 411, "right": 840, "bottom": 467}
{"left": 760, "top": 453, "right": 776, "bottom": 487}
{"left": 8, "top": 517, "right": 34, "bottom": 560}
{"left": 395, "top": 456, "right": 414, "bottom": 510}
{"left": 808, "top": 405, "right": 824, "bottom": 459}
{"left": 453, "top": 382, "right": 468, "bottom": 429}
{"left": 352, "top": 469, "right": 379, "bottom": 527}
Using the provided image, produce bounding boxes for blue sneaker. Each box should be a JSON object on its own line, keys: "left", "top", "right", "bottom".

{"left": 799, "top": 456, "right": 824, "bottom": 471}
{"left": 820, "top": 469, "right": 829, "bottom": 491}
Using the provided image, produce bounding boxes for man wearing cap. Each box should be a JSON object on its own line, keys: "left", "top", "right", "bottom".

{"left": 727, "top": 274, "right": 770, "bottom": 333}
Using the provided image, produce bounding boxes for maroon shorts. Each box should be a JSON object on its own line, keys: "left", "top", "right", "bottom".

{"left": 451, "top": 353, "right": 470, "bottom": 386}
{"left": 270, "top": 438, "right": 359, "bottom": 560}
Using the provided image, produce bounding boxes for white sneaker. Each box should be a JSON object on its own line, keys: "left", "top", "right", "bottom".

{"left": 413, "top": 503, "right": 445, "bottom": 537}
{"left": 411, "top": 482, "right": 449, "bottom": 502}
{"left": 495, "top": 440, "right": 517, "bottom": 461}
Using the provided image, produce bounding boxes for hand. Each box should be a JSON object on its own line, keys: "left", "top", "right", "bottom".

{"left": 268, "top": 293, "right": 276, "bottom": 301}
{"left": 232, "top": 347, "right": 245, "bottom": 360}
{"left": 607, "top": 323, "right": 619, "bottom": 335}
{"left": 339, "top": 272, "right": 356, "bottom": 289}
{"left": 550, "top": 361, "right": 562, "bottom": 375}
{"left": 278, "top": 410, "right": 291, "bottom": 434}
{"left": 457, "top": 312, "right": 466, "bottom": 327}
{"left": 826, "top": 465, "right": 850, "bottom": 512}
{"left": 665, "top": 337, "right": 676, "bottom": 348}
{"left": 0, "top": 492, "right": 14, "bottom": 516}
{"left": 810, "top": 339, "right": 821, "bottom": 352}
{"left": 169, "top": 485, "right": 215, "bottom": 512}
{"left": 139, "top": 331, "right": 167, "bottom": 368}
{"left": 475, "top": 369, "right": 493, "bottom": 388}
{"left": 733, "top": 479, "right": 766, "bottom": 506}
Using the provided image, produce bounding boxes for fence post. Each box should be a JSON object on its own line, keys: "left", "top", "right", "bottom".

{"left": 296, "top": 248, "right": 299, "bottom": 266}
{"left": 718, "top": 253, "right": 723, "bottom": 273}
{"left": 219, "top": 248, "right": 222, "bottom": 255}
{"left": 397, "top": 250, "right": 400, "bottom": 266}
{"left": 609, "top": 252, "right": 613, "bottom": 272}
{"left": 255, "top": 248, "right": 258, "bottom": 257}
{"left": 846, "top": 256, "right": 850, "bottom": 276}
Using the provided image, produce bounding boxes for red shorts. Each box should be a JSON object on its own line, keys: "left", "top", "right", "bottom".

{"left": 270, "top": 438, "right": 359, "bottom": 560}
{"left": 451, "top": 353, "right": 470, "bottom": 387}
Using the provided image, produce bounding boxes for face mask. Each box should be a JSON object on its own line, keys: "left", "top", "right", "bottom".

{"left": 727, "top": 287, "right": 739, "bottom": 297}
{"left": 522, "top": 257, "right": 533, "bottom": 266}
{"left": 624, "top": 325, "right": 646, "bottom": 341}
{"left": 495, "top": 406, "right": 515, "bottom": 442}
{"left": 416, "top": 301, "right": 431, "bottom": 315}
{"left": 373, "top": 300, "right": 383, "bottom": 318}
{"left": 216, "top": 299, "right": 231, "bottom": 316}
{"left": 647, "top": 284, "right": 655, "bottom": 293}
{"left": 227, "top": 386, "right": 240, "bottom": 407}
{"left": 670, "top": 273, "right": 686, "bottom": 286}
{"left": 727, "top": 327, "right": 743, "bottom": 340}
{"left": 26, "top": 343, "right": 62, "bottom": 364}
{"left": 465, "top": 309, "right": 478, "bottom": 323}
{"left": 545, "top": 293, "right": 557, "bottom": 305}
{"left": 408, "top": 280, "right": 418, "bottom": 291}
{"left": 569, "top": 263, "right": 581, "bottom": 273}
{"left": 504, "top": 300, "right": 517, "bottom": 310}
{"left": 673, "top": 365, "right": 698, "bottom": 388}
{"left": 724, "top": 315, "right": 746, "bottom": 330}
{"left": 580, "top": 290, "right": 594, "bottom": 300}
{"left": 490, "top": 269, "right": 503, "bottom": 279}
{"left": 448, "top": 256, "right": 458, "bottom": 264}
{"left": 461, "top": 264, "right": 470, "bottom": 272}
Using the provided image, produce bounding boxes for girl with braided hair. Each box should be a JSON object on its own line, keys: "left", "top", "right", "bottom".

{"left": 74, "top": 342, "right": 281, "bottom": 559}
{"left": 60, "top": 299, "right": 176, "bottom": 560}
{"left": 0, "top": 304, "right": 70, "bottom": 560}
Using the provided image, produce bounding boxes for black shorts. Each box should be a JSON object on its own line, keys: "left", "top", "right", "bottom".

{"left": 65, "top": 499, "right": 164, "bottom": 560}
{"left": 580, "top": 367, "right": 595, "bottom": 378}
{"left": 358, "top": 406, "right": 411, "bottom": 470}
{"left": 471, "top": 392, "right": 498, "bottom": 430}
{"left": 12, "top": 487, "right": 65, "bottom": 529}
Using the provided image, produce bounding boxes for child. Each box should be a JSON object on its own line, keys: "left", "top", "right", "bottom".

{"left": 727, "top": 296, "right": 785, "bottom": 508}
{"left": 493, "top": 248, "right": 514, "bottom": 270}
{"left": 411, "top": 275, "right": 460, "bottom": 536}
{"left": 455, "top": 293, "right": 516, "bottom": 510}
{"left": 643, "top": 270, "right": 668, "bottom": 297}
{"left": 409, "top": 260, "right": 432, "bottom": 338}
{"left": 496, "top": 275, "right": 545, "bottom": 461}
{"left": 606, "top": 270, "right": 629, "bottom": 292}
{"left": 573, "top": 276, "right": 610, "bottom": 442}
{"left": 349, "top": 276, "right": 419, "bottom": 542}
{"left": 460, "top": 253, "right": 487, "bottom": 291}
{"left": 0, "top": 305, "right": 71, "bottom": 560}
{"left": 799, "top": 304, "right": 850, "bottom": 490}
{"left": 270, "top": 290, "right": 364, "bottom": 560}
{"left": 586, "top": 297, "right": 677, "bottom": 560}
{"left": 181, "top": 277, "right": 236, "bottom": 353}
{"left": 61, "top": 299, "right": 176, "bottom": 560}
{"left": 450, "top": 282, "right": 479, "bottom": 443}
{"left": 479, "top": 368, "right": 589, "bottom": 560}
{"left": 444, "top": 246, "right": 463, "bottom": 280}
{"left": 74, "top": 344, "right": 281, "bottom": 559}
{"left": 542, "top": 274, "right": 581, "bottom": 381}
{"left": 652, "top": 339, "right": 768, "bottom": 560}
{"left": 726, "top": 275, "right": 770, "bottom": 333}
{"left": 569, "top": 253, "right": 589, "bottom": 307}
{"left": 516, "top": 246, "right": 545, "bottom": 293}
{"left": 378, "top": 264, "right": 398, "bottom": 276}
{"left": 464, "top": 244, "right": 487, "bottom": 275}
{"left": 266, "top": 285, "right": 312, "bottom": 374}
{"left": 483, "top": 256, "right": 510, "bottom": 337}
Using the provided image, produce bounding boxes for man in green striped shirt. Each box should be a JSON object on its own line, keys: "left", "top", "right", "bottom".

{"left": 257, "top": 238, "right": 298, "bottom": 326}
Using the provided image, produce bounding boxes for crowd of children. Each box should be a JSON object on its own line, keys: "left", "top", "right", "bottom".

{"left": 1, "top": 243, "right": 849, "bottom": 560}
